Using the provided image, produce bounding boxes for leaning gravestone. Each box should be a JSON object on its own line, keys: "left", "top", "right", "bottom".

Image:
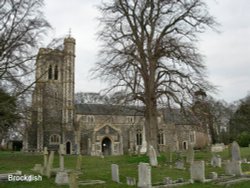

{"left": 111, "top": 164, "right": 120, "bottom": 183}
{"left": 149, "top": 145, "right": 158, "bottom": 166}
{"left": 190, "top": 161, "right": 205, "bottom": 182}
{"left": 231, "top": 141, "right": 241, "bottom": 161}
{"left": 186, "top": 144, "right": 194, "bottom": 164}
{"left": 138, "top": 163, "right": 151, "bottom": 188}
{"left": 46, "top": 151, "right": 54, "bottom": 178}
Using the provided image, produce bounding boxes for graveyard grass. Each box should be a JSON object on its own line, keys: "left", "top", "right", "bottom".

{"left": 0, "top": 148, "right": 250, "bottom": 188}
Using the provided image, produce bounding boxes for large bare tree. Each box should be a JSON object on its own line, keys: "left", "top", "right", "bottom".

{"left": 0, "top": 0, "right": 50, "bottom": 94}
{"left": 95, "top": 0, "right": 217, "bottom": 151}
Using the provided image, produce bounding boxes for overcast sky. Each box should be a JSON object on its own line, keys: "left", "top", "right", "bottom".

{"left": 43, "top": 0, "right": 250, "bottom": 103}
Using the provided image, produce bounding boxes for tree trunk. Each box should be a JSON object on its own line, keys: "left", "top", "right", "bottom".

{"left": 144, "top": 94, "right": 158, "bottom": 153}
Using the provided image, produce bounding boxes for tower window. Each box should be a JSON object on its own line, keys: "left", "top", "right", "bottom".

{"left": 54, "top": 65, "right": 58, "bottom": 80}
{"left": 48, "top": 65, "right": 52, "bottom": 80}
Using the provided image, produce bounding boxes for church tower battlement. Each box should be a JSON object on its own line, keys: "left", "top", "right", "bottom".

{"left": 27, "top": 36, "right": 76, "bottom": 154}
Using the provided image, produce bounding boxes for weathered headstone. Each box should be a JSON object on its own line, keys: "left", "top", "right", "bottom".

{"left": 46, "top": 151, "right": 54, "bottom": 178}
{"left": 111, "top": 164, "right": 120, "bottom": 183}
{"left": 126, "top": 177, "right": 136, "bottom": 186}
{"left": 231, "top": 141, "right": 241, "bottom": 161}
{"left": 149, "top": 145, "right": 158, "bottom": 166}
{"left": 186, "top": 144, "right": 194, "bottom": 164}
{"left": 211, "top": 154, "right": 222, "bottom": 167}
{"left": 175, "top": 160, "right": 185, "bottom": 170}
{"left": 190, "top": 161, "right": 205, "bottom": 182}
{"left": 224, "top": 160, "right": 242, "bottom": 176}
{"left": 69, "top": 171, "right": 79, "bottom": 188}
{"left": 76, "top": 154, "right": 82, "bottom": 171}
{"left": 138, "top": 163, "right": 151, "bottom": 188}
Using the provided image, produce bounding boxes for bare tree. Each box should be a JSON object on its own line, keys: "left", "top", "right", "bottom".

{"left": 94, "top": 0, "right": 217, "bottom": 151}
{"left": 0, "top": 0, "right": 51, "bottom": 94}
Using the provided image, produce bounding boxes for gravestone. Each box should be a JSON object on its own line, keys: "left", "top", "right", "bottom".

{"left": 208, "top": 172, "right": 218, "bottom": 180}
{"left": 149, "top": 145, "right": 158, "bottom": 166}
{"left": 211, "top": 154, "right": 222, "bottom": 167}
{"left": 126, "top": 177, "right": 136, "bottom": 186}
{"left": 69, "top": 172, "right": 79, "bottom": 188}
{"left": 46, "top": 151, "right": 54, "bottom": 178}
{"left": 43, "top": 147, "right": 48, "bottom": 174}
{"left": 190, "top": 161, "right": 205, "bottom": 182}
{"left": 231, "top": 141, "right": 241, "bottom": 161}
{"left": 186, "top": 144, "right": 194, "bottom": 164}
{"left": 111, "top": 164, "right": 120, "bottom": 183}
{"left": 175, "top": 160, "right": 185, "bottom": 170}
{"left": 55, "top": 144, "right": 69, "bottom": 185}
{"left": 138, "top": 163, "right": 151, "bottom": 188}
{"left": 76, "top": 154, "right": 82, "bottom": 171}
{"left": 224, "top": 160, "right": 242, "bottom": 176}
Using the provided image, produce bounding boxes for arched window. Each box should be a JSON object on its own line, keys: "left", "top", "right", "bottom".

{"left": 136, "top": 129, "right": 142, "bottom": 145}
{"left": 48, "top": 65, "right": 52, "bottom": 80}
{"left": 54, "top": 65, "right": 58, "bottom": 80}
{"left": 50, "top": 134, "right": 60, "bottom": 144}
{"left": 158, "top": 129, "right": 164, "bottom": 144}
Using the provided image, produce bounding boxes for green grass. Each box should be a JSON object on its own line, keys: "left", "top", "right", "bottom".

{"left": 0, "top": 148, "right": 249, "bottom": 187}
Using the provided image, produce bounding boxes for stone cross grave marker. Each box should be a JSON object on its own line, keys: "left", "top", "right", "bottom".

{"left": 55, "top": 144, "right": 69, "bottom": 185}
{"left": 211, "top": 154, "right": 222, "bottom": 167}
{"left": 224, "top": 160, "right": 242, "bottom": 176}
{"left": 59, "top": 144, "right": 66, "bottom": 171}
{"left": 186, "top": 143, "right": 194, "bottom": 164}
{"left": 46, "top": 151, "right": 54, "bottom": 178}
{"left": 231, "top": 141, "right": 241, "bottom": 161}
{"left": 149, "top": 145, "right": 158, "bottom": 166}
{"left": 111, "top": 164, "right": 120, "bottom": 183}
{"left": 190, "top": 160, "right": 205, "bottom": 182}
{"left": 138, "top": 163, "right": 151, "bottom": 188}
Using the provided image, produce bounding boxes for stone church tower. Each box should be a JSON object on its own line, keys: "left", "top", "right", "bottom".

{"left": 27, "top": 37, "right": 76, "bottom": 154}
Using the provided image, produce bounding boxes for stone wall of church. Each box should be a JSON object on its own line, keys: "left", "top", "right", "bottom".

{"left": 76, "top": 114, "right": 145, "bottom": 156}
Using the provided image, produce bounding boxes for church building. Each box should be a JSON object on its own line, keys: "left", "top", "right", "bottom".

{"left": 25, "top": 37, "right": 210, "bottom": 155}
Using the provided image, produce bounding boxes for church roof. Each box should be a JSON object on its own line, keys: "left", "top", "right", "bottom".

{"left": 75, "top": 103, "right": 144, "bottom": 116}
{"left": 162, "top": 108, "right": 198, "bottom": 125}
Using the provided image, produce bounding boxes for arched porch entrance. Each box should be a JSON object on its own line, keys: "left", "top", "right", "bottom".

{"left": 102, "top": 137, "right": 112, "bottom": 156}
